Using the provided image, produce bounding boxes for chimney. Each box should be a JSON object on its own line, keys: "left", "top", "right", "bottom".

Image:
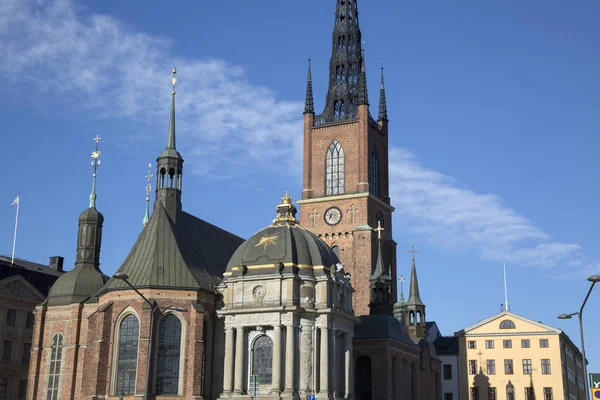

{"left": 49, "top": 256, "right": 64, "bottom": 272}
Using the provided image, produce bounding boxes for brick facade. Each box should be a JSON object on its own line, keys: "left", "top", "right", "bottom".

{"left": 299, "top": 106, "right": 397, "bottom": 316}
{"left": 27, "top": 289, "right": 217, "bottom": 400}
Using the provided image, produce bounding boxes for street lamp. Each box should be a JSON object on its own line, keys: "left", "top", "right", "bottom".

{"left": 506, "top": 380, "right": 515, "bottom": 400}
{"left": 113, "top": 272, "right": 187, "bottom": 400}
{"left": 558, "top": 274, "right": 600, "bottom": 400}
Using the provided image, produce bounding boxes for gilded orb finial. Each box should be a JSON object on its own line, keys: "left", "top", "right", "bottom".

{"left": 274, "top": 192, "right": 298, "bottom": 225}
{"left": 281, "top": 192, "right": 292, "bottom": 205}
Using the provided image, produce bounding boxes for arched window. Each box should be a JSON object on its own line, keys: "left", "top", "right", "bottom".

{"left": 499, "top": 320, "right": 516, "bottom": 329}
{"left": 355, "top": 356, "right": 372, "bottom": 400}
{"left": 370, "top": 146, "right": 379, "bottom": 197}
{"left": 332, "top": 245, "right": 340, "bottom": 258}
{"left": 46, "top": 334, "right": 63, "bottom": 400}
{"left": 252, "top": 335, "right": 273, "bottom": 386}
{"left": 156, "top": 315, "right": 182, "bottom": 395}
{"left": 326, "top": 141, "right": 345, "bottom": 195}
{"left": 116, "top": 315, "right": 139, "bottom": 395}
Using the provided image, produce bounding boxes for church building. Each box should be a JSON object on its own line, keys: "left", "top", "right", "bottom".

{"left": 26, "top": 1, "right": 441, "bottom": 399}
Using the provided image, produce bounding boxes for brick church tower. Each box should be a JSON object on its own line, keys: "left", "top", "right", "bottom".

{"left": 297, "top": 0, "right": 397, "bottom": 316}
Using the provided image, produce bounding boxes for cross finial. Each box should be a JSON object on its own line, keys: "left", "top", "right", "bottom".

{"left": 406, "top": 244, "right": 420, "bottom": 260}
{"left": 374, "top": 220, "right": 384, "bottom": 240}
{"left": 171, "top": 66, "right": 177, "bottom": 95}
{"left": 143, "top": 162, "right": 153, "bottom": 226}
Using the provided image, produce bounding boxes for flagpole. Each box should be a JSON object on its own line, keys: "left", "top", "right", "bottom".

{"left": 11, "top": 195, "right": 19, "bottom": 266}
{"left": 503, "top": 261, "right": 509, "bottom": 312}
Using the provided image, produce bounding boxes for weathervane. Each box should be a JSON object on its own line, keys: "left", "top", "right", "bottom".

{"left": 89, "top": 135, "right": 102, "bottom": 208}
{"left": 399, "top": 275, "right": 405, "bottom": 296}
{"left": 171, "top": 66, "right": 177, "bottom": 95}
{"left": 143, "top": 163, "right": 153, "bottom": 226}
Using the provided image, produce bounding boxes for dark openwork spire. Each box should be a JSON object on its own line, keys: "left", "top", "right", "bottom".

{"left": 156, "top": 67, "right": 184, "bottom": 221}
{"left": 315, "top": 0, "right": 365, "bottom": 125}
{"left": 304, "top": 57, "right": 314, "bottom": 114}
{"left": 369, "top": 221, "right": 392, "bottom": 315}
{"left": 378, "top": 63, "right": 388, "bottom": 121}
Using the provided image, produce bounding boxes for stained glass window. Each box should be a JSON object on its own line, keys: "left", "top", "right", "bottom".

{"left": 156, "top": 315, "right": 181, "bottom": 395}
{"left": 116, "top": 315, "right": 139, "bottom": 395}
{"left": 326, "top": 141, "right": 345, "bottom": 195}
{"left": 252, "top": 335, "right": 273, "bottom": 386}
{"left": 47, "top": 334, "right": 63, "bottom": 400}
{"left": 370, "top": 146, "right": 379, "bottom": 197}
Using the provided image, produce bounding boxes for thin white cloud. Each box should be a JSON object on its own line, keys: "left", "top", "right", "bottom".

{"left": 389, "top": 147, "right": 594, "bottom": 274}
{"left": 0, "top": 0, "right": 304, "bottom": 176}
{"left": 0, "top": 0, "right": 595, "bottom": 276}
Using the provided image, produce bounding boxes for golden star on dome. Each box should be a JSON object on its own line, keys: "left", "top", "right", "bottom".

{"left": 255, "top": 235, "right": 278, "bottom": 252}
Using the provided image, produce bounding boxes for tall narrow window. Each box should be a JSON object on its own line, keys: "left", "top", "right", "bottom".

{"left": 326, "top": 141, "right": 345, "bottom": 195}
{"left": 355, "top": 356, "right": 372, "bottom": 400}
{"left": 0, "top": 378, "right": 6, "bottom": 398}
{"left": 370, "top": 146, "right": 379, "bottom": 197}
{"left": 116, "top": 315, "right": 139, "bottom": 395}
{"left": 252, "top": 335, "right": 273, "bottom": 387}
{"left": 156, "top": 315, "right": 182, "bottom": 395}
{"left": 2, "top": 341, "right": 12, "bottom": 363}
{"left": 6, "top": 310, "right": 16, "bottom": 326}
{"left": 22, "top": 343, "right": 31, "bottom": 364}
{"left": 487, "top": 360, "right": 496, "bottom": 375}
{"left": 47, "top": 334, "right": 63, "bottom": 400}
{"left": 26, "top": 313, "right": 34, "bottom": 329}
{"left": 489, "top": 388, "right": 497, "bottom": 400}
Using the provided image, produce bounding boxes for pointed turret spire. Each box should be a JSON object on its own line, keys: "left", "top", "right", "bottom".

{"left": 369, "top": 221, "right": 392, "bottom": 315}
{"left": 404, "top": 244, "right": 426, "bottom": 340}
{"left": 406, "top": 245, "right": 424, "bottom": 306}
{"left": 378, "top": 62, "right": 388, "bottom": 121}
{"left": 315, "top": 0, "right": 365, "bottom": 124}
{"left": 156, "top": 67, "right": 184, "bottom": 221}
{"left": 143, "top": 163, "right": 153, "bottom": 226}
{"left": 89, "top": 135, "right": 101, "bottom": 208}
{"left": 304, "top": 56, "right": 314, "bottom": 114}
{"left": 358, "top": 50, "right": 369, "bottom": 106}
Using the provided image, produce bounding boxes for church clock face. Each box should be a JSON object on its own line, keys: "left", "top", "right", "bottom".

{"left": 324, "top": 207, "right": 342, "bottom": 226}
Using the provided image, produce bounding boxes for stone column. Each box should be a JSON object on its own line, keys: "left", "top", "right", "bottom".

{"left": 234, "top": 327, "right": 245, "bottom": 393}
{"left": 300, "top": 325, "right": 314, "bottom": 396}
{"left": 332, "top": 329, "right": 338, "bottom": 398}
{"left": 284, "top": 325, "right": 295, "bottom": 393}
{"left": 319, "top": 327, "right": 329, "bottom": 397}
{"left": 344, "top": 333, "right": 353, "bottom": 398}
{"left": 272, "top": 325, "right": 282, "bottom": 393}
{"left": 223, "top": 327, "right": 234, "bottom": 393}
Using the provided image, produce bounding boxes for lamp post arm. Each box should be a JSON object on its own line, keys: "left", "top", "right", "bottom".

{"left": 121, "top": 279, "right": 155, "bottom": 310}
{"left": 579, "top": 281, "right": 595, "bottom": 400}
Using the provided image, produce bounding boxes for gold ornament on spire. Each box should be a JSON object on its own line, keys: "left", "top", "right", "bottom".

{"left": 171, "top": 66, "right": 177, "bottom": 95}
{"left": 406, "top": 244, "right": 420, "bottom": 260}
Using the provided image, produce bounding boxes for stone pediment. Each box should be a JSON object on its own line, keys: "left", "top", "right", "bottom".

{"left": 0, "top": 276, "right": 45, "bottom": 302}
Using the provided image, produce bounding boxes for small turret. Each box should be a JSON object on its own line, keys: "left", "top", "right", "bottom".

{"left": 404, "top": 244, "right": 426, "bottom": 340}
{"left": 47, "top": 136, "right": 108, "bottom": 306}
{"left": 155, "top": 67, "right": 184, "bottom": 222}
{"left": 369, "top": 221, "right": 392, "bottom": 315}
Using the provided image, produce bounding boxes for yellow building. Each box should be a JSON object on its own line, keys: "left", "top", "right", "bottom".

{"left": 456, "top": 311, "right": 586, "bottom": 400}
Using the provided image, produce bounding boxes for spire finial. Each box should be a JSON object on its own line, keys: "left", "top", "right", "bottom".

{"left": 358, "top": 43, "right": 369, "bottom": 106}
{"left": 143, "top": 163, "right": 153, "bottom": 226}
{"left": 304, "top": 54, "right": 315, "bottom": 114}
{"left": 399, "top": 275, "right": 405, "bottom": 297}
{"left": 166, "top": 67, "right": 177, "bottom": 150}
{"left": 89, "top": 135, "right": 102, "bottom": 208}
{"left": 406, "top": 244, "right": 420, "bottom": 260}
{"left": 374, "top": 220, "right": 384, "bottom": 240}
{"left": 171, "top": 66, "right": 177, "bottom": 95}
{"left": 378, "top": 59, "right": 388, "bottom": 121}
{"left": 274, "top": 192, "right": 298, "bottom": 225}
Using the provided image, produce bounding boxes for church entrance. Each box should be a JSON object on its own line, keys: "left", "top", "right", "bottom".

{"left": 355, "top": 356, "right": 372, "bottom": 400}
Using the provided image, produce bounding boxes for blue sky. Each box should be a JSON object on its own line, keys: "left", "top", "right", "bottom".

{"left": 1, "top": 0, "right": 599, "bottom": 376}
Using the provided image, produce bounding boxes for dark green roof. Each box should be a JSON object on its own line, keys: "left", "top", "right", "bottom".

{"left": 225, "top": 223, "right": 340, "bottom": 279}
{"left": 47, "top": 265, "right": 108, "bottom": 306}
{"left": 354, "top": 315, "right": 417, "bottom": 347}
{"left": 100, "top": 203, "right": 244, "bottom": 294}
